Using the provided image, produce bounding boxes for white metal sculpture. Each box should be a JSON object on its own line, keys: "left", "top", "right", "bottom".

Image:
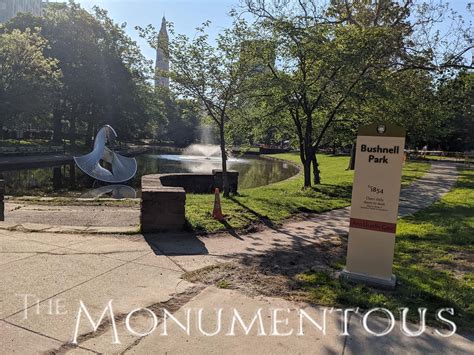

{"left": 74, "top": 125, "right": 137, "bottom": 183}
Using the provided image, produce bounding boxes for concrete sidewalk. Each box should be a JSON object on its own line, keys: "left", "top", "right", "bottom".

{"left": 0, "top": 230, "right": 191, "bottom": 353}
{"left": 3, "top": 202, "right": 139, "bottom": 230}
{"left": 125, "top": 287, "right": 473, "bottom": 355}
{"left": 0, "top": 162, "right": 469, "bottom": 354}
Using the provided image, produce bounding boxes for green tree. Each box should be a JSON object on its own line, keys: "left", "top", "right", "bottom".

{"left": 5, "top": 1, "right": 160, "bottom": 147}
{"left": 437, "top": 72, "right": 474, "bottom": 151}
{"left": 244, "top": 0, "right": 473, "bottom": 187}
{"left": 91, "top": 6, "right": 160, "bottom": 144}
{"left": 0, "top": 27, "right": 61, "bottom": 133}
{"left": 154, "top": 88, "right": 201, "bottom": 146}
{"left": 140, "top": 20, "right": 258, "bottom": 196}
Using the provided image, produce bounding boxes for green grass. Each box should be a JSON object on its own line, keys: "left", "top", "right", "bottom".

{"left": 400, "top": 160, "right": 432, "bottom": 186}
{"left": 0, "top": 139, "right": 51, "bottom": 147}
{"left": 216, "top": 279, "right": 232, "bottom": 289}
{"left": 296, "top": 168, "right": 474, "bottom": 331}
{"left": 185, "top": 153, "right": 431, "bottom": 233}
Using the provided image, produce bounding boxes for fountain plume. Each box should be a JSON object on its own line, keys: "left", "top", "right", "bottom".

{"left": 182, "top": 144, "right": 221, "bottom": 158}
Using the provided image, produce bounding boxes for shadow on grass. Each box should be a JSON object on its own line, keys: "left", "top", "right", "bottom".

{"left": 399, "top": 204, "right": 473, "bottom": 246}
{"left": 228, "top": 195, "right": 278, "bottom": 230}
{"left": 219, "top": 219, "right": 244, "bottom": 240}
{"left": 309, "top": 183, "right": 353, "bottom": 199}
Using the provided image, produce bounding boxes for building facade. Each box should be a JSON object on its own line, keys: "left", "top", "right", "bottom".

{"left": 155, "top": 16, "right": 170, "bottom": 89}
{"left": 0, "top": 0, "right": 43, "bottom": 23}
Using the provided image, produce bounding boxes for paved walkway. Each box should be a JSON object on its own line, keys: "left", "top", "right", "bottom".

{"left": 1, "top": 162, "right": 469, "bottom": 354}
{"left": 4, "top": 202, "right": 139, "bottom": 229}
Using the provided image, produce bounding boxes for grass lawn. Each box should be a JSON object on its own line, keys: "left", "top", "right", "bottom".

{"left": 297, "top": 168, "right": 474, "bottom": 331}
{"left": 0, "top": 139, "right": 51, "bottom": 147}
{"left": 185, "top": 153, "right": 431, "bottom": 233}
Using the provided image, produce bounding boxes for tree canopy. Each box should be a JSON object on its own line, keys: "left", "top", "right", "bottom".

{"left": 2, "top": 1, "right": 162, "bottom": 146}
{"left": 0, "top": 0, "right": 472, "bottom": 192}
{"left": 0, "top": 27, "right": 61, "bottom": 131}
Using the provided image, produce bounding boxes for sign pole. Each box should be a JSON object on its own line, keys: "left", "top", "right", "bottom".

{"left": 341, "top": 123, "right": 406, "bottom": 289}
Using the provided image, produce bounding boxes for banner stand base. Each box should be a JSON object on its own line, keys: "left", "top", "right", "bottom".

{"left": 340, "top": 269, "right": 396, "bottom": 290}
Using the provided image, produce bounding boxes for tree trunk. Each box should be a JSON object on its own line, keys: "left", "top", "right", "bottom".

{"left": 303, "top": 157, "right": 312, "bottom": 188}
{"left": 312, "top": 152, "right": 321, "bottom": 185}
{"left": 69, "top": 163, "right": 76, "bottom": 188}
{"left": 52, "top": 107, "right": 62, "bottom": 145}
{"left": 69, "top": 118, "right": 76, "bottom": 149}
{"left": 85, "top": 120, "right": 93, "bottom": 149}
{"left": 52, "top": 167, "right": 62, "bottom": 190}
{"left": 219, "top": 123, "right": 229, "bottom": 198}
{"left": 347, "top": 143, "right": 356, "bottom": 170}
{"left": 70, "top": 115, "right": 76, "bottom": 149}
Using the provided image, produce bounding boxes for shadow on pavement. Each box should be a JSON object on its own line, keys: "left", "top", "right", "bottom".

{"left": 143, "top": 232, "right": 209, "bottom": 256}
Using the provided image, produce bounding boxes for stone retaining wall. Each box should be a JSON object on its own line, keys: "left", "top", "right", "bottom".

{"left": 140, "top": 170, "right": 238, "bottom": 232}
{"left": 0, "top": 146, "right": 64, "bottom": 156}
{"left": 157, "top": 170, "right": 238, "bottom": 194}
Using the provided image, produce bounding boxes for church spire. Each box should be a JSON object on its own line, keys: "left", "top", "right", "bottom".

{"left": 160, "top": 16, "right": 167, "bottom": 34}
{"left": 155, "top": 16, "right": 170, "bottom": 89}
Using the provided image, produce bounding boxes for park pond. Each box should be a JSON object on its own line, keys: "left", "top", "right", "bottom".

{"left": 0, "top": 150, "right": 299, "bottom": 198}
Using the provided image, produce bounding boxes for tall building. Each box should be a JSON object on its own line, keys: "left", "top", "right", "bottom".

{"left": 155, "top": 16, "right": 170, "bottom": 89}
{"left": 0, "top": 0, "right": 43, "bottom": 23}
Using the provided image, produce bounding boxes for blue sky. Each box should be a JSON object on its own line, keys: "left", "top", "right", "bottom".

{"left": 71, "top": 0, "right": 472, "bottom": 63}
{"left": 74, "top": 0, "right": 237, "bottom": 61}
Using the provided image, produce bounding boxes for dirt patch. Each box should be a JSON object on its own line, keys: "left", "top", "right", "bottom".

{"left": 183, "top": 234, "right": 347, "bottom": 301}
{"left": 184, "top": 263, "right": 306, "bottom": 300}
{"left": 433, "top": 250, "right": 474, "bottom": 279}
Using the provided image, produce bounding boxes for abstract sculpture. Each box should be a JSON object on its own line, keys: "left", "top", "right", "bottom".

{"left": 74, "top": 125, "right": 137, "bottom": 183}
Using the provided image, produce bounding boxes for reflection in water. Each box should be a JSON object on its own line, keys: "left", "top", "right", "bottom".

{"left": 1, "top": 151, "right": 298, "bottom": 197}
{"left": 80, "top": 185, "right": 137, "bottom": 199}
{"left": 147, "top": 155, "right": 246, "bottom": 175}
{"left": 137, "top": 154, "right": 298, "bottom": 189}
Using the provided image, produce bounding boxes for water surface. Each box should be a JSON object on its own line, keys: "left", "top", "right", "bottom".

{"left": 1, "top": 151, "right": 298, "bottom": 198}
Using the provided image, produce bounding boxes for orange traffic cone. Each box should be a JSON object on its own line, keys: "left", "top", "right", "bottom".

{"left": 212, "top": 188, "right": 224, "bottom": 221}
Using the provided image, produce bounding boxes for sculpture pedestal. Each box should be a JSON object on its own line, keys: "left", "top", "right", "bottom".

{"left": 140, "top": 187, "right": 186, "bottom": 232}
{"left": 140, "top": 171, "right": 240, "bottom": 233}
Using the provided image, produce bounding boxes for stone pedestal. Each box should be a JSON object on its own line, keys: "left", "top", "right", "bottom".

{"left": 140, "top": 170, "right": 240, "bottom": 233}
{"left": 140, "top": 187, "right": 186, "bottom": 232}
